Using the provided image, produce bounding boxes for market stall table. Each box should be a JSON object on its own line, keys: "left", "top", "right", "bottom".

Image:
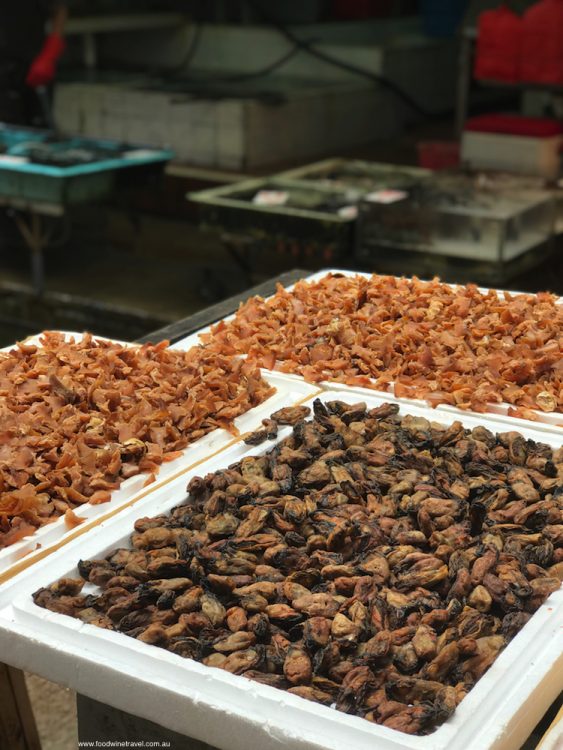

{"left": 1, "top": 268, "right": 561, "bottom": 750}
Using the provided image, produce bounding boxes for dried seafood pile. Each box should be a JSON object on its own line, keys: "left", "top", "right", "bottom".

{"left": 0, "top": 332, "right": 274, "bottom": 548}
{"left": 34, "top": 400, "right": 563, "bottom": 736}
{"left": 199, "top": 273, "right": 563, "bottom": 417}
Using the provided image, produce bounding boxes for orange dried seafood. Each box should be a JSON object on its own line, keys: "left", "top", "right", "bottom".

{"left": 0, "top": 332, "right": 274, "bottom": 549}
{"left": 200, "top": 273, "right": 562, "bottom": 416}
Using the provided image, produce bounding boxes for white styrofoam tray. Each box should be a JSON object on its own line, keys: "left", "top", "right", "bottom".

{"left": 0, "top": 389, "right": 561, "bottom": 750}
{"left": 170, "top": 269, "right": 563, "bottom": 430}
{"left": 168, "top": 269, "right": 537, "bottom": 351}
{"left": 0, "top": 331, "right": 320, "bottom": 581}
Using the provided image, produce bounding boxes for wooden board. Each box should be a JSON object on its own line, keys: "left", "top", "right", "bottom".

{"left": 0, "top": 665, "right": 41, "bottom": 750}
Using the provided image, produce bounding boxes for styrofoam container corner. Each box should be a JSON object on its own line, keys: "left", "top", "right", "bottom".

{"left": 0, "top": 332, "right": 320, "bottom": 581}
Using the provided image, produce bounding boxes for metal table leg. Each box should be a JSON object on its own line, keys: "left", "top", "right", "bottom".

{"left": 30, "top": 246, "right": 45, "bottom": 299}
{"left": 456, "top": 31, "right": 475, "bottom": 136}
{"left": 12, "top": 210, "right": 58, "bottom": 296}
{"left": 221, "top": 232, "right": 255, "bottom": 288}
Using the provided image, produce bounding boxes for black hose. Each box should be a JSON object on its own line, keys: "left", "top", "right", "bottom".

{"left": 244, "top": 0, "right": 453, "bottom": 119}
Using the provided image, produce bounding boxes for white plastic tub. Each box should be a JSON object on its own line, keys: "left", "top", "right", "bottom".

{"left": 171, "top": 270, "right": 563, "bottom": 430}
{"left": 0, "top": 389, "right": 561, "bottom": 750}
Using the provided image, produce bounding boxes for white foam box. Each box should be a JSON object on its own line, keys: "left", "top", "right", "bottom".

{"left": 216, "top": 101, "right": 246, "bottom": 172}
{"left": 461, "top": 131, "right": 562, "bottom": 181}
{"left": 0, "top": 331, "right": 320, "bottom": 583}
{"left": 54, "top": 78, "right": 401, "bottom": 170}
{"left": 171, "top": 269, "right": 563, "bottom": 432}
{"left": 0, "top": 389, "right": 561, "bottom": 750}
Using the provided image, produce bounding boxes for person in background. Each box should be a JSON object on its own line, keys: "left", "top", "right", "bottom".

{"left": 0, "top": 1, "right": 68, "bottom": 126}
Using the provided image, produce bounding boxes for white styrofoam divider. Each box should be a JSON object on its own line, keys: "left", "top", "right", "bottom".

{"left": 0, "top": 330, "right": 129, "bottom": 357}
{"left": 0, "top": 389, "right": 561, "bottom": 750}
{"left": 324, "top": 381, "right": 563, "bottom": 439}
{"left": 170, "top": 270, "right": 563, "bottom": 430}
{"left": 0, "top": 332, "right": 320, "bottom": 580}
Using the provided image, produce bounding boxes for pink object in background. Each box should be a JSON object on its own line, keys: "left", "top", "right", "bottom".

{"left": 417, "top": 141, "right": 460, "bottom": 170}
{"left": 521, "top": 0, "right": 563, "bottom": 85}
{"left": 464, "top": 114, "right": 563, "bottom": 137}
{"left": 26, "top": 33, "right": 65, "bottom": 88}
{"left": 474, "top": 5, "right": 523, "bottom": 82}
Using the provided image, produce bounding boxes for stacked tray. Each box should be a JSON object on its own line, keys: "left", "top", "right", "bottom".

{"left": 188, "top": 178, "right": 357, "bottom": 262}
{"left": 0, "top": 270, "right": 561, "bottom": 750}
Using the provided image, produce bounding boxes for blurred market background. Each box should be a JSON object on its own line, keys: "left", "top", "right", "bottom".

{"left": 0, "top": 1, "right": 562, "bottom": 748}
{"left": 0, "top": 0, "right": 561, "bottom": 350}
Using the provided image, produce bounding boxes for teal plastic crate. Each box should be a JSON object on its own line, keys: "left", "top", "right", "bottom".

{"left": 0, "top": 169, "right": 115, "bottom": 204}
{"left": 0, "top": 125, "right": 173, "bottom": 205}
